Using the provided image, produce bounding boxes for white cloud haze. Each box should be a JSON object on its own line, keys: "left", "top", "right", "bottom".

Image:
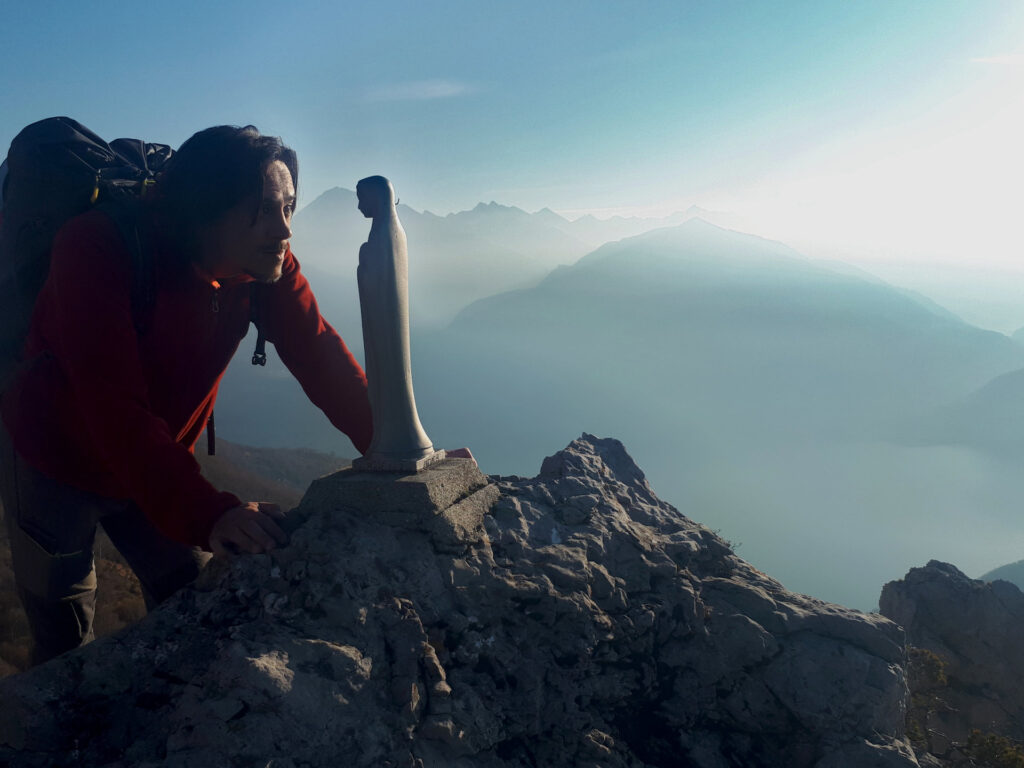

{"left": 364, "top": 79, "right": 476, "bottom": 102}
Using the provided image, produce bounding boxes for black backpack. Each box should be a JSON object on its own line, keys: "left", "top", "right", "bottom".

{"left": 0, "top": 116, "right": 266, "bottom": 454}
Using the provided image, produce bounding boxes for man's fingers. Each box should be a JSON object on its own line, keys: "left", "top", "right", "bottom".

{"left": 255, "top": 504, "right": 289, "bottom": 544}
{"left": 260, "top": 517, "right": 289, "bottom": 545}
{"left": 211, "top": 536, "right": 228, "bottom": 558}
{"left": 240, "top": 512, "right": 288, "bottom": 550}
{"left": 209, "top": 503, "right": 289, "bottom": 556}
{"left": 211, "top": 535, "right": 242, "bottom": 558}
{"left": 240, "top": 519, "right": 276, "bottom": 552}
{"left": 258, "top": 502, "right": 284, "bottom": 519}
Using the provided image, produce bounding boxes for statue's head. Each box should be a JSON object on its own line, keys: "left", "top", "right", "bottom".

{"left": 356, "top": 175, "right": 395, "bottom": 219}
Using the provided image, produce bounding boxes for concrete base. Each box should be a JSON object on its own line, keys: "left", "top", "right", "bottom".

{"left": 304, "top": 457, "right": 483, "bottom": 515}
{"left": 296, "top": 457, "right": 497, "bottom": 554}
{"left": 351, "top": 449, "right": 447, "bottom": 473}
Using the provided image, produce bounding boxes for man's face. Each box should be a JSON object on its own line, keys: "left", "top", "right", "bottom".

{"left": 206, "top": 159, "right": 295, "bottom": 283}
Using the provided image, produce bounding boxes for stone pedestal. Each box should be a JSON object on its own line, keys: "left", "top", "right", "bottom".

{"left": 297, "top": 457, "right": 498, "bottom": 553}
{"left": 351, "top": 450, "right": 447, "bottom": 473}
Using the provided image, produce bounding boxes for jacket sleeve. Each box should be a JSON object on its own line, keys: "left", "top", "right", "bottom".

{"left": 260, "top": 250, "right": 373, "bottom": 454}
{"left": 46, "top": 215, "right": 240, "bottom": 547}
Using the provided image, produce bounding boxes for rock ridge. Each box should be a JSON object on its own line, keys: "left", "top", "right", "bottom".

{"left": 0, "top": 434, "right": 917, "bottom": 767}
{"left": 881, "top": 560, "right": 1024, "bottom": 760}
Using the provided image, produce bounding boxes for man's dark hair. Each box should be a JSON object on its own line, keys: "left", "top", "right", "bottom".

{"left": 158, "top": 125, "right": 298, "bottom": 243}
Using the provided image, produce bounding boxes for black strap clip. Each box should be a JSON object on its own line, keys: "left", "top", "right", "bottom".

{"left": 250, "top": 284, "right": 267, "bottom": 366}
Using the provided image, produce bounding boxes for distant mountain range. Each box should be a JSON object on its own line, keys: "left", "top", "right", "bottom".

{"left": 216, "top": 209, "right": 1024, "bottom": 608}
{"left": 516, "top": 203, "right": 740, "bottom": 247}
{"left": 408, "top": 219, "right": 1018, "bottom": 464}
{"left": 981, "top": 558, "right": 1024, "bottom": 588}
{"left": 196, "top": 438, "right": 349, "bottom": 510}
{"left": 904, "top": 365, "right": 1024, "bottom": 454}
{"left": 289, "top": 189, "right": 734, "bottom": 329}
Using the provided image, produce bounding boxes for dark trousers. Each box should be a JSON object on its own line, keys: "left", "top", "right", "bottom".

{"left": 0, "top": 424, "right": 209, "bottom": 666}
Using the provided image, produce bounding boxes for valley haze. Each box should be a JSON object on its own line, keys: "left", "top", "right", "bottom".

{"left": 216, "top": 188, "right": 1024, "bottom": 611}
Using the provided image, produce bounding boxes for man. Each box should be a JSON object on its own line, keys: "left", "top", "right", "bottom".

{"left": 0, "top": 125, "right": 373, "bottom": 664}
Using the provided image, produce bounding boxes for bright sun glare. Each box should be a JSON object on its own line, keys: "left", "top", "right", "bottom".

{"left": 733, "top": 53, "right": 1024, "bottom": 267}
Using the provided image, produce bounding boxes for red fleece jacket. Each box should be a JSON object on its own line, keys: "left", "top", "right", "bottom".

{"left": 1, "top": 210, "right": 372, "bottom": 548}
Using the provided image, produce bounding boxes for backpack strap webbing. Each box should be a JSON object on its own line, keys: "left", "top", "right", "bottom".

{"left": 251, "top": 283, "right": 267, "bottom": 366}
{"left": 206, "top": 411, "right": 216, "bottom": 457}
{"left": 97, "top": 200, "right": 155, "bottom": 335}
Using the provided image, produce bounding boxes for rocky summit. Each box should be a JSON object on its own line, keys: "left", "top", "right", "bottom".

{"left": 0, "top": 434, "right": 917, "bottom": 768}
{"left": 881, "top": 561, "right": 1024, "bottom": 760}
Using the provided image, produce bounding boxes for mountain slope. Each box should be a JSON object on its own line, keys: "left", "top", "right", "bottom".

{"left": 215, "top": 218, "right": 1024, "bottom": 607}
{"left": 287, "top": 189, "right": 735, "bottom": 330}
{"left": 409, "top": 220, "right": 1024, "bottom": 607}
{"left": 425, "top": 219, "right": 1020, "bottom": 449}
{"left": 0, "top": 436, "right": 918, "bottom": 767}
{"left": 906, "top": 366, "right": 1024, "bottom": 454}
{"left": 289, "top": 189, "right": 590, "bottom": 328}
{"left": 980, "top": 558, "right": 1024, "bottom": 587}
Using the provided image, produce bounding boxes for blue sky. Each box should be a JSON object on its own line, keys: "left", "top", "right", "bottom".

{"left": 2, "top": 1, "right": 1022, "bottom": 264}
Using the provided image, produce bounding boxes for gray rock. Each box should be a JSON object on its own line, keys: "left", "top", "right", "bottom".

{"left": 0, "top": 434, "right": 917, "bottom": 767}
{"left": 881, "top": 560, "right": 1024, "bottom": 753}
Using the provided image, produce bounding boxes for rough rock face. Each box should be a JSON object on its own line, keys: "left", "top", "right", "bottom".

{"left": 880, "top": 561, "right": 1024, "bottom": 754}
{"left": 0, "top": 434, "right": 916, "bottom": 768}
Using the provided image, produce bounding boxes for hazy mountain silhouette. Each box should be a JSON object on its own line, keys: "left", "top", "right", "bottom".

{"left": 853, "top": 260, "right": 1024, "bottom": 335}
{"left": 218, "top": 216, "right": 1024, "bottom": 608}
{"left": 290, "top": 189, "right": 589, "bottom": 328}
{"left": 565, "top": 204, "right": 740, "bottom": 244}
{"left": 288, "top": 189, "right": 733, "bottom": 328}
{"left": 980, "top": 558, "right": 1024, "bottom": 588}
{"left": 905, "top": 365, "right": 1024, "bottom": 454}
{"left": 196, "top": 437, "right": 350, "bottom": 508}
{"left": 420, "top": 218, "right": 1019, "bottom": 447}
{"left": 411, "top": 219, "right": 1024, "bottom": 607}
{"left": 443, "top": 201, "right": 590, "bottom": 266}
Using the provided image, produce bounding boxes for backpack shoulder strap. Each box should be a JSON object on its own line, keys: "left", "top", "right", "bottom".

{"left": 95, "top": 199, "right": 155, "bottom": 335}
{"left": 250, "top": 283, "right": 267, "bottom": 366}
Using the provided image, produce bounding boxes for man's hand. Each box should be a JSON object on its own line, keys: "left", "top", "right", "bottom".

{"left": 446, "top": 447, "right": 475, "bottom": 464}
{"left": 209, "top": 502, "right": 288, "bottom": 557}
